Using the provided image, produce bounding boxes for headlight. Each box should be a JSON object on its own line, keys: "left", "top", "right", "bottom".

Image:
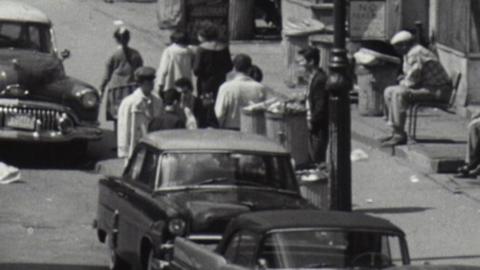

{"left": 79, "top": 90, "right": 99, "bottom": 109}
{"left": 168, "top": 218, "right": 186, "bottom": 236}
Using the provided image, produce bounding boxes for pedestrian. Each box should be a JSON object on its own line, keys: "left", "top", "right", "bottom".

{"left": 100, "top": 21, "right": 143, "bottom": 97}
{"left": 194, "top": 24, "right": 233, "bottom": 127}
{"left": 156, "top": 30, "right": 194, "bottom": 94}
{"left": 117, "top": 67, "right": 163, "bottom": 159}
{"left": 457, "top": 116, "right": 480, "bottom": 177}
{"left": 298, "top": 47, "right": 329, "bottom": 167}
{"left": 149, "top": 88, "right": 187, "bottom": 131}
{"left": 247, "top": 64, "right": 263, "bottom": 83}
{"left": 215, "top": 54, "right": 266, "bottom": 130}
{"left": 174, "top": 78, "right": 201, "bottom": 129}
{"left": 381, "top": 30, "right": 451, "bottom": 146}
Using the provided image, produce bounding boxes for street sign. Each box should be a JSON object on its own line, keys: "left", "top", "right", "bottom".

{"left": 349, "top": 0, "right": 387, "bottom": 40}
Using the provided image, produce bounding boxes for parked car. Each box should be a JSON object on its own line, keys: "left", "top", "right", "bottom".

{"left": 172, "top": 210, "right": 411, "bottom": 270}
{"left": 94, "top": 129, "right": 315, "bottom": 270}
{"left": 0, "top": 1, "right": 101, "bottom": 151}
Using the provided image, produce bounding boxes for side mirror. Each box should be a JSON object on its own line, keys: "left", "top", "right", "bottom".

{"left": 60, "top": 49, "right": 71, "bottom": 60}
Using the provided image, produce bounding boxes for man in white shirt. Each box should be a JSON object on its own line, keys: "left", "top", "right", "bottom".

{"left": 215, "top": 54, "right": 266, "bottom": 130}
{"left": 117, "top": 67, "right": 163, "bottom": 159}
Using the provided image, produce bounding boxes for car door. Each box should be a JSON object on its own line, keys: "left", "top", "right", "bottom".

{"left": 119, "top": 144, "right": 162, "bottom": 263}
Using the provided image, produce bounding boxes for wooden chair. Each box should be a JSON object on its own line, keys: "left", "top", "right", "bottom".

{"left": 407, "top": 72, "right": 462, "bottom": 141}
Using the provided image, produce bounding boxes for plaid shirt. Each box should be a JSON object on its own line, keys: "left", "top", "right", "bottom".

{"left": 401, "top": 44, "right": 450, "bottom": 90}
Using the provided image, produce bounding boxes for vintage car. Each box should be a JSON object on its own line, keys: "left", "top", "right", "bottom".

{"left": 172, "top": 210, "right": 411, "bottom": 270}
{"left": 0, "top": 1, "right": 101, "bottom": 150}
{"left": 94, "top": 129, "right": 315, "bottom": 270}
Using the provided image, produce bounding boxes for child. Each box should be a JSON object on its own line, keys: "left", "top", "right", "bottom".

{"left": 174, "top": 78, "right": 202, "bottom": 129}
{"left": 149, "top": 88, "right": 189, "bottom": 131}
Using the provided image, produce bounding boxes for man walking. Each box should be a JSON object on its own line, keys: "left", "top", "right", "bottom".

{"left": 298, "top": 47, "right": 328, "bottom": 166}
{"left": 215, "top": 54, "right": 266, "bottom": 130}
{"left": 382, "top": 30, "right": 451, "bottom": 146}
{"left": 117, "top": 67, "right": 163, "bottom": 159}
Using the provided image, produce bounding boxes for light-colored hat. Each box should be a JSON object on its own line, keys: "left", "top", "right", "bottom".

{"left": 390, "top": 31, "right": 414, "bottom": 45}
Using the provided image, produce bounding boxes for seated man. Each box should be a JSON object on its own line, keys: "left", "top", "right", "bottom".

{"left": 381, "top": 31, "right": 451, "bottom": 146}
{"left": 457, "top": 116, "right": 480, "bottom": 177}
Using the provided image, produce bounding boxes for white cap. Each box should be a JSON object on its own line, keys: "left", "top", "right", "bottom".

{"left": 390, "top": 31, "right": 413, "bottom": 45}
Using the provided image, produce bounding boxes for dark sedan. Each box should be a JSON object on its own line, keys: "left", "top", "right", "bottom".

{"left": 94, "top": 129, "right": 314, "bottom": 270}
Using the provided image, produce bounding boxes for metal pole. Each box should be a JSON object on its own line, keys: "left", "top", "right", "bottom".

{"left": 327, "top": 0, "right": 352, "bottom": 211}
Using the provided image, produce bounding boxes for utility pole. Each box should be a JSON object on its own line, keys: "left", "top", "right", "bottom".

{"left": 327, "top": 0, "right": 352, "bottom": 211}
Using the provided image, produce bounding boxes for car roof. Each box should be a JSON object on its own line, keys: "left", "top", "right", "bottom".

{"left": 223, "top": 210, "right": 405, "bottom": 238}
{"left": 141, "top": 130, "right": 289, "bottom": 154}
{"left": 0, "top": 1, "right": 51, "bottom": 24}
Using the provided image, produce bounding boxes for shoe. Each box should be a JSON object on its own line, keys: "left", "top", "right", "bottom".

{"left": 381, "top": 135, "right": 407, "bottom": 147}
{"left": 377, "top": 134, "right": 393, "bottom": 143}
{"left": 455, "top": 165, "right": 472, "bottom": 178}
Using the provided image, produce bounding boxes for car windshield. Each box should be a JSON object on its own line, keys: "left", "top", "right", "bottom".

{"left": 259, "top": 229, "right": 405, "bottom": 269}
{"left": 0, "top": 21, "right": 53, "bottom": 53}
{"left": 158, "top": 152, "right": 297, "bottom": 191}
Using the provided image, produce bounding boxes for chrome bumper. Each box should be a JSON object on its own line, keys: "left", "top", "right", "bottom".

{"left": 0, "top": 126, "right": 102, "bottom": 142}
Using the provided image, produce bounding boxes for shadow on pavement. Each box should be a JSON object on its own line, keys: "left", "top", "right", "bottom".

{"left": 0, "top": 129, "right": 117, "bottom": 171}
{"left": 411, "top": 254, "right": 480, "bottom": 262}
{"left": 354, "top": 207, "right": 433, "bottom": 214}
{"left": 411, "top": 138, "right": 466, "bottom": 144}
{"left": 0, "top": 263, "right": 107, "bottom": 270}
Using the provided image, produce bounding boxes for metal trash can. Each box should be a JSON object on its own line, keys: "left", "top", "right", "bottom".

{"left": 296, "top": 169, "right": 329, "bottom": 209}
{"left": 240, "top": 108, "right": 266, "bottom": 135}
{"left": 265, "top": 111, "right": 309, "bottom": 166}
{"left": 356, "top": 63, "right": 398, "bottom": 116}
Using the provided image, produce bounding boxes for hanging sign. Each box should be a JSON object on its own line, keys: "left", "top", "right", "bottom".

{"left": 349, "top": 0, "right": 387, "bottom": 40}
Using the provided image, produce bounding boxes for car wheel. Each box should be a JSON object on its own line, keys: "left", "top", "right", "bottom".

{"left": 146, "top": 249, "right": 159, "bottom": 270}
{"left": 106, "top": 234, "right": 129, "bottom": 270}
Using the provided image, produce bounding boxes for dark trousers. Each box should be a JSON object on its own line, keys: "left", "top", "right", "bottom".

{"left": 309, "top": 128, "right": 328, "bottom": 164}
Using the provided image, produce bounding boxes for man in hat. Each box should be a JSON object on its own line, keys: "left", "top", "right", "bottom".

{"left": 381, "top": 30, "right": 451, "bottom": 146}
{"left": 117, "top": 66, "right": 163, "bottom": 159}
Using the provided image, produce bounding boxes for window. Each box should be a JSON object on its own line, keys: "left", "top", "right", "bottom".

{"left": 158, "top": 152, "right": 297, "bottom": 191}
{"left": 224, "top": 231, "right": 258, "bottom": 267}
{"left": 0, "top": 21, "right": 53, "bottom": 52}
{"left": 124, "top": 147, "right": 146, "bottom": 182}
{"left": 137, "top": 150, "right": 159, "bottom": 190}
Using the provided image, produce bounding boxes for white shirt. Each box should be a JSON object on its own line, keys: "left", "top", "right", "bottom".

{"left": 117, "top": 88, "right": 163, "bottom": 158}
{"left": 215, "top": 73, "right": 266, "bottom": 129}
{"left": 155, "top": 43, "right": 194, "bottom": 91}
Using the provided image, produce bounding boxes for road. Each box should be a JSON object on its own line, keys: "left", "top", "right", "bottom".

{"left": 0, "top": 0, "right": 479, "bottom": 269}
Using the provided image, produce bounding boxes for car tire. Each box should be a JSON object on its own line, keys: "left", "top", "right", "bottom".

{"left": 145, "top": 249, "right": 157, "bottom": 270}
{"left": 106, "top": 234, "right": 129, "bottom": 270}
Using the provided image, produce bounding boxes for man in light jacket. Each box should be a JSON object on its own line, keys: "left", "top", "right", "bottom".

{"left": 117, "top": 67, "right": 163, "bottom": 159}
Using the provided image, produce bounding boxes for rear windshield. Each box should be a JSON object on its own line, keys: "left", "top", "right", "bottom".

{"left": 158, "top": 152, "right": 297, "bottom": 192}
{"left": 0, "top": 21, "right": 53, "bottom": 53}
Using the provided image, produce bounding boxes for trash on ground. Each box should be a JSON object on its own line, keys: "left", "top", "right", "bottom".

{"left": 0, "top": 162, "right": 21, "bottom": 184}
{"left": 351, "top": 149, "right": 369, "bottom": 162}
{"left": 366, "top": 198, "right": 374, "bottom": 203}
{"left": 26, "top": 227, "right": 34, "bottom": 235}
{"left": 409, "top": 175, "right": 419, "bottom": 183}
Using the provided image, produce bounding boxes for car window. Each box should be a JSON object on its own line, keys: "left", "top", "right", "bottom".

{"left": 224, "top": 231, "right": 257, "bottom": 267}
{"left": 136, "top": 149, "right": 159, "bottom": 190}
{"left": 124, "top": 147, "right": 147, "bottom": 181}
{"left": 158, "top": 152, "right": 298, "bottom": 191}
{"left": 0, "top": 22, "right": 53, "bottom": 53}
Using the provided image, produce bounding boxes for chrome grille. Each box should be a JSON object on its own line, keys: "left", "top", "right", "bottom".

{"left": 0, "top": 105, "right": 65, "bottom": 131}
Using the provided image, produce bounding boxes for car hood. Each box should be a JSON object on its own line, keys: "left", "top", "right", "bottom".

{"left": 0, "top": 49, "right": 65, "bottom": 91}
{"left": 0, "top": 49, "right": 99, "bottom": 121}
{"left": 154, "top": 187, "right": 314, "bottom": 234}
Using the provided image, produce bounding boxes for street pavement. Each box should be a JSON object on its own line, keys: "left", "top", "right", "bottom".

{"left": 0, "top": 0, "right": 479, "bottom": 269}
